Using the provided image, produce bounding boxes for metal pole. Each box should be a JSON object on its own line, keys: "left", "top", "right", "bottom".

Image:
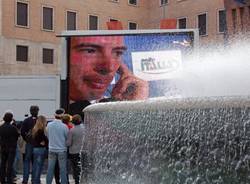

{"left": 162, "top": 3, "right": 166, "bottom": 19}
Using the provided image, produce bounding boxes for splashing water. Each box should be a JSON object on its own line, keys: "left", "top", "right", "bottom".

{"left": 165, "top": 42, "right": 250, "bottom": 98}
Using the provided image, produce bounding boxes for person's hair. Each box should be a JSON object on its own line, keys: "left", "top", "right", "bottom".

{"left": 55, "top": 108, "right": 65, "bottom": 119}
{"left": 61, "top": 114, "right": 71, "bottom": 125}
{"left": 71, "top": 114, "right": 82, "bottom": 125}
{"left": 3, "top": 112, "right": 13, "bottom": 123}
{"left": 32, "top": 115, "right": 47, "bottom": 137}
{"left": 30, "top": 105, "right": 39, "bottom": 117}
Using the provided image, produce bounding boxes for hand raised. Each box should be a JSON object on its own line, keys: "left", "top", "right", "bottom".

{"left": 111, "top": 63, "right": 149, "bottom": 101}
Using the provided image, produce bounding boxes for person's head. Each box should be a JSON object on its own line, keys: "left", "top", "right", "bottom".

{"left": 69, "top": 36, "right": 126, "bottom": 101}
{"left": 3, "top": 112, "right": 13, "bottom": 123}
{"left": 30, "top": 105, "right": 39, "bottom": 117}
{"left": 61, "top": 114, "right": 72, "bottom": 125}
{"left": 32, "top": 115, "right": 47, "bottom": 137}
{"left": 71, "top": 114, "right": 82, "bottom": 125}
{"left": 54, "top": 108, "right": 65, "bottom": 119}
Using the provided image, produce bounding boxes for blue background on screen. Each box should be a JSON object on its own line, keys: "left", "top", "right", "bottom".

{"left": 105, "top": 32, "right": 194, "bottom": 98}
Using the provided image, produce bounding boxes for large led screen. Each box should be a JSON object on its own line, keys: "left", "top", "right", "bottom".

{"left": 65, "top": 30, "right": 197, "bottom": 112}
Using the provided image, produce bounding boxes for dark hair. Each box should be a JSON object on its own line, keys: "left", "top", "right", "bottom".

{"left": 72, "top": 114, "right": 82, "bottom": 125}
{"left": 3, "top": 112, "right": 13, "bottom": 123}
{"left": 30, "top": 105, "right": 39, "bottom": 117}
{"left": 55, "top": 108, "right": 65, "bottom": 119}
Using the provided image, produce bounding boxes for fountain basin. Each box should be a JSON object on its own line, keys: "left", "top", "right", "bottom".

{"left": 81, "top": 96, "right": 250, "bottom": 184}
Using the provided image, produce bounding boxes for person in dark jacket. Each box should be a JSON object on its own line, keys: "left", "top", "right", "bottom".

{"left": 31, "top": 115, "right": 48, "bottom": 184}
{"left": 20, "top": 105, "right": 39, "bottom": 184}
{"left": 0, "top": 111, "right": 20, "bottom": 184}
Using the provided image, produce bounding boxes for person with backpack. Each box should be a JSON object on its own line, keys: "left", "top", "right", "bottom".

{"left": 21, "top": 105, "right": 39, "bottom": 184}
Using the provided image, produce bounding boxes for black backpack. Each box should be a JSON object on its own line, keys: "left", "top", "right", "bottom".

{"left": 25, "top": 117, "right": 36, "bottom": 144}
{"left": 25, "top": 129, "right": 34, "bottom": 144}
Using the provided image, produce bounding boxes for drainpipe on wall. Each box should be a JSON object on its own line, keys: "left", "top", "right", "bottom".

{"left": 224, "top": 0, "right": 229, "bottom": 47}
{"left": 162, "top": 3, "right": 166, "bottom": 19}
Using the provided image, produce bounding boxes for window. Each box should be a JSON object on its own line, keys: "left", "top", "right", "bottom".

{"left": 16, "top": 2, "right": 28, "bottom": 27}
{"left": 178, "top": 18, "right": 187, "bottom": 29}
{"left": 43, "top": 48, "right": 54, "bottom": 64}
{"left": 89, "top": 15, "right": 98, "bottom": 30}
{"left": 128, "top": 22, "right": 137, "bottom": 29}
{"left": 43, "top": 7, "right": 53, "bottom": 30}
{"left": 218, "top": 10, "right": 226, "bottom": 33}
{"left": 232, "top": 9, "right": 237, "bottom": 33}
{"left": 67, "top": 11, "right": 77, "bottom": 30}
{"left": 160, "top": 0, "right": 168, "bottom": 6}
{"left": 198, "top": 13, "right": 207, "bottom": 36}
{"left": 129, "top": 0, "right": 137, "bottom": 5}
{"left": 16, "top": 45, "right": 28, "bottom": 62}
{"left": 239, "top": 7, "right": 244, "bottom": 31}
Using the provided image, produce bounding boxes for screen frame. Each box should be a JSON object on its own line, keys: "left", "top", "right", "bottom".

{"left": 58, "top": 29, "right": 198, "bottom": 37}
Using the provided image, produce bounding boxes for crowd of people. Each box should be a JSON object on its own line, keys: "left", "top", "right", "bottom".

{"left": 0, "top": 105, "right": 88, "bottom": 184}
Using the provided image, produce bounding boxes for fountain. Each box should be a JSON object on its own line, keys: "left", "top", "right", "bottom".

{"left": 81, "top": 97, "right": 250, "bottom": 184}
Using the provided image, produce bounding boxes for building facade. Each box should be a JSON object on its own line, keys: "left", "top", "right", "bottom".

{"left": 151, "top": 0, "right": 227, "bottom": 48}
{"left": 224, "top": 0, "right": 250, "bottom": 41}
{"left": 0, "top": 0, "right": 249, "bottom": 75}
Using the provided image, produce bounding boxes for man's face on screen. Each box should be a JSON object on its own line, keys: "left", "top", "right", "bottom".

{"left": 69, "top": 36, "right": 126, "bottom": 101}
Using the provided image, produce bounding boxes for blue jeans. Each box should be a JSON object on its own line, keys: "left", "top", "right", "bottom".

{"left": 23, "top": 143, "right": 33, "bottom": 183}
{"left": 46, "top": 151, "right": 67, "bottom": 184}
{"left": 32, "top": 147, "right": 47, "bottom": 184}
